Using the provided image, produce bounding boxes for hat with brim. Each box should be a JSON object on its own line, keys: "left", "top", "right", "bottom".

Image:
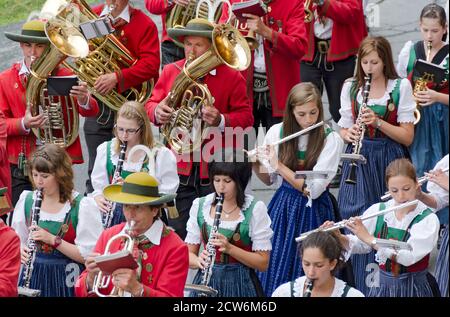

{"left": 103, "top": 172, "right": 176, "bottom": 206}
{"left": 4, "top": 20, "right": 49, "bottom": 44}
{"left": 168, "top": 18, "right": 213, "bottom": 46}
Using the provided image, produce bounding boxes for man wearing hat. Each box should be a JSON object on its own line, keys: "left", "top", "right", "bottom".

{"left": 0, "top": 19, "right": 99, "bottom": 209}
{"left": 75, "top": 172, "right": 189, "bottom": 297}
{"left": 145, "top": 18, "right": 253, "bottom": 240}
{"left": 83, "top": 0, "right": 160, "bottom": 195}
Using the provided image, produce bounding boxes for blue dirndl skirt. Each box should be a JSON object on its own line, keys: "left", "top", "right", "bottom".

{"left": 19, "top": 250, "right": 85, "bottom": 297}
{"left": 109, "top": 203, "right": 126, "bottom": 227}
{"left": 436, "top": 225, "right": 449, "bottom": 297}
{"left": 368, "top": 270, "right": 435, "bottom": 297}
{"left": 409, "top": 103, "right": 449, "bottom": 178}
{"left": 258, "top": 180, "right": 335, "bottom": 296}
{"left": 189, "top": 263, "right": 263, "bottom": 297}
{"left": 338, "top": 137, "right": 409, "bottom": 296}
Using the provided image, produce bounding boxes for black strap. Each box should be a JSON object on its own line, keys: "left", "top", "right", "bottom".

{"left": 341, "top": 284, "right": 351, "bottom": 297}
{"left": 290, "top": 280, "right": 295, "bottom": 297}
{"left": 432, "top": 44, "right": 449, "bottom": 64}
{"left": 414, "top": 41, "right": 426, "bottom": 60}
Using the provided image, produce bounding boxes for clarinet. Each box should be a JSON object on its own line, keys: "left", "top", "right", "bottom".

{"left": 303, "top": 279, "right": 314, "bottom": 297}
{"left": 201, "top": 193, "right": 225, "bottom": 287}
{"left": 345, "top": 74, "right": 372, "bottom": 185}
{"left": 103, "top": 141, "right": 127, "bottom": 228}
{"left": 19, "top": 188, "right": 43, "bottom": 297}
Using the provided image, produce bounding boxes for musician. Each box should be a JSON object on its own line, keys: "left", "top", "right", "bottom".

{"left": 300, "top": 0, "right": 367, "bottom": 123}
{"left": 272, "top": 231, "right": 363, "bottom": 297}
{"left": 223, "top": 0, "right": 308, "bottom": 130}
{"left": 0, "top": 218, "right": 21, "bottom": 297}
{"left": 0, "top": 110, "right": 12, "bottom": 223}
{"left": 11, "top": 144, "right": 103, "bottom": 297}
{"left": 252, "top": 82, "right": 343, "bottom": 296}
{"left": 145, "top": 0, "right": 186, "bottom": 67}
{"left": 84, "top": 0, "right": 160, "bottom": 194}
{"left": 145, "top": 18, "right": 253, "bottom": 240}
{"left": 417, "top": 154, "right": 449, "bottom": 297}
{"left": 337, "top": 36, "right": 415, "bottom": 295}
{"left": 328, "top": 159, "right": 440, "bottom": 297}
{"left": 185, "top": 150, "right": 272, "bottom": 297}
{"left": 1, "top": 20, "right": 98, "bottom": 209}
{"left": 75, "top": 173, "right": 189, "bottom": 297}
{"left": 91, "top": 101, "right": 179, "bottom": 227}
{"left": 396, "top": 3, "right": 449, "bottom": 180}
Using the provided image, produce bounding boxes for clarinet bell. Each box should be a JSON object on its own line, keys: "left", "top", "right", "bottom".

{"left": 345, "top": 162, "right": 358, "bottom": 185}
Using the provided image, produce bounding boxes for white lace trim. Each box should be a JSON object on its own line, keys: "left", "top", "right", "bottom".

{"left": 292, "top": 276, "right": 349, "bottom": 297}
{"left": 38, "top": 191, "right": 80, "bottom": 222}
{"left": 108, "top": 138, "right": 146, "bottom": 170}
{"left": 356, "top": 79, "right": 398, "bottom": 106}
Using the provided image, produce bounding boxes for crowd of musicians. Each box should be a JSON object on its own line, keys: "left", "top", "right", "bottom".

{"left": 0, "top": 0, "right": 448, "bottom": 298}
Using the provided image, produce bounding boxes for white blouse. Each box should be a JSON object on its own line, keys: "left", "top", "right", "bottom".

{"left": 90, "top": 138, "right": 179, "bottom": 198}
{"left": 185, "top": 193, "right": 273, "bottom": 252}
{"left": 11, "top": 190, "right": 103, "bottom": 259}
{"left": 345, "top": 200, "right": 440, "bottom": 267}
{"left": 272, "top": 276, "right": 364, "bottom": 297}
{"left": 262, "top": 123, "right": 344, "bottom": 200}
{"left": 427, "top": 154, "right": 449, "bottom": 211}
{"left": 396, "top": 40, "right": 449, "bottom": 78}
{"left": 338, "top": 78, "right": 416, "bottom": 128}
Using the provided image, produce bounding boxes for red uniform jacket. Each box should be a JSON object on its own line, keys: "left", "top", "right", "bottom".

{"left": 145, "top": 0, "right": 173, "bottom": 43}
{"left": 0, "top": 64, "right": 99, "bottom": 164}
{"left": 0, "top": 220, "right": 21, "bottom": 297}
{"left": 75, "top": 222, "right": 189, "bottom": 297}
{"left": 302, "top": 0, "right": 367, "bottom": 62}
{"left": 0, "top": 110, "right": 12, "bottom": 206}
{"left": 93, "top": 5, "right": 161, "bottom": 92}
{"left": 223, "top": 0, "right": 308, "bottom": 117}
{"left": 145, "top": 59, "right": 253, "bottom": 179}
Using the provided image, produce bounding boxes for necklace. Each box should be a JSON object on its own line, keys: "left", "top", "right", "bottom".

{"left": 222, "top": 205, "right": 239, "bottom": 219}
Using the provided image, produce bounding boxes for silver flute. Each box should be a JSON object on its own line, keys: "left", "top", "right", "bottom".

{"left": 380, "top": 167, "right": 449, "bottom": 201}
{"left": 295, "top": 200, "right": 419, "bottom": 242}
{"left": 201, "top": 193, "right": 225, "bottom": 288}
{"left": 103, "top": 141, "right": 127, "bottom": 229}
{"left": 18, "top": 188, "right": 43, "bottom": 297}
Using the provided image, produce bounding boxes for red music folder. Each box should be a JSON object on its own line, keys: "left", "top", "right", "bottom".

{"left": 94, "top": 250, "right": 138, "bottom": 275}
{"left": 232, "top": 0, "right": 268, "bottom": 22}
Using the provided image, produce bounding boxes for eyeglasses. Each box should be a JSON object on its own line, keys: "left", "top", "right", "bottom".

{"left": 114, "top": 124, "right": 142, "bottom": 135}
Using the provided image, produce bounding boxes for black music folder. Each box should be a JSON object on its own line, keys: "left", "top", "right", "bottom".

{"left": 413, "top": 59, "right": 447, "bottom": 84}
{"left": 47, "top": 75, "right": 78, "bottom": 96}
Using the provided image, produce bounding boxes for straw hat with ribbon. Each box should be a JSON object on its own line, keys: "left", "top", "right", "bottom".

{"left": 4, "top": 20, "right": 49, "bottom": 44}
{"left": 103, "top": 172, "right": 176, "bottom": 206}
{"left": 167, "top": 18, "right": 214, "bottom": 45}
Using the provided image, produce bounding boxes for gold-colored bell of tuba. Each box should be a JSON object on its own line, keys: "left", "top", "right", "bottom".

{"left": 161, "top": 23, "right": 251, "bottom": 155}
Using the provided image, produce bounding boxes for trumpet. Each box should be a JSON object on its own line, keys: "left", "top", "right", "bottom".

{"left": 92, "top": 220, "right": 136, "bottom": 297}
{"left": 380, "top": 167, "right": 449, "bottom": 201}
{"left": 295, "top": 200, "right": 419, "bottom": 242}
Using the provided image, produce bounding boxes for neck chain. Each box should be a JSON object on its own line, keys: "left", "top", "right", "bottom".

{"left": 222, "top": 205, "right": 239, "bottom": 219}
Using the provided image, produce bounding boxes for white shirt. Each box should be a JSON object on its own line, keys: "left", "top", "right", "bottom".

{"left": 100, "top": 3, "right": 130, "bottom": 23}
{"left": 91, "top": 138, "right": 179, "bottom": 198}
{"left": 262, "top": 123, "right": 344, "bottom": 200}
{"left": 253, "top": 35, "right": 266, "bottom": 74}
{"left": 396, "top": 40, "right": 449, "bottom": 78}
{"left": 11, "top": 190, "right": 103, "bottom": 259}
{"left": 272, "top": 276, "right": 364, "bottom": 297}
{"left": 338, "top": 78, "right": 416, "bottom": 128}
{"left": 121, "top": 219, "right": 164, "bottom": 246}
{"left": 426, "top": 154, "right": 449, "bottom": 211}
{"left": 185, "top": 193, "right": 273, "bottom": 252}
{"left": 345, "top": 200, "right": 440, "bottom": 267}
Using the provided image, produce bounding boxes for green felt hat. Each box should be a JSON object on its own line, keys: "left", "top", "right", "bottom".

{"left": 4, "top": 20, "right": 49, "bottom": 44}
{"left": 168, "top": 18, "right": 214, "bottom": 45}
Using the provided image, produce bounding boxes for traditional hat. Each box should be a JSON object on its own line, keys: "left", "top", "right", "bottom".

{"left": 103, "top": 172, "right": 176, "bottom": 206}
{"left": 167, "top": 18, "right": 214, "bottom": 45}
{"left": 4, "top": 20, "right": 49, "bottom": 44}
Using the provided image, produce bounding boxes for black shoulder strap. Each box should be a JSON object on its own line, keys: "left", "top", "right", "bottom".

{"left": 341, "top": 284, "right": 351, "bottom": 297}
{"left": 414, "top": 41, "right": 426, "bottom": 60}
{"left": 432, "top": 44, "right": 449, "bottom": 64}
{"left": 290, "top": 280, "right": 295, "bottom": 297}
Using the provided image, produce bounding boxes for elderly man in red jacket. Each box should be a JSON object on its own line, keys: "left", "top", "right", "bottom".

{"left": 145, "top": 18, "right": 253, "bottom": 239}
{"left": 300, "top": 0, "right": 367, "bottom": 123}
{"left": 1, "top": 20, "right": 98, "bottom": 209}
{"left": 0, "top": 110, "right": 12, "bottom": 223}
{"left": 223, "top": 0, "right": 308, "bottom": 131}
{"left": 83, "top": 0, "right": 161, "bottom": 194}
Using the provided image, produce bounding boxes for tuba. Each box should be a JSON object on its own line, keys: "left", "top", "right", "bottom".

{"left": 412, "top": 40, "right": 432, "bottom": 125}
{"left": 26, "top": 18, "right": 89, "bottom": 148}
{"left": 161, "top": 23, "right": 251, "bottom": 154}
{"left": 42, "top": 0, "right": 153, "bottom": 111}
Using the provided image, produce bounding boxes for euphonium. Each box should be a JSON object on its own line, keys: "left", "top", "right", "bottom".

{"left": 92, "top": 220, "right": 136, "bottom": 297}
{"left": 26, "top": 18, "right": 89, "bottom": 148}
{"left": 43, "top": 0, "right": 153, "bottom": 111}
{"left": 304, "top": 0, "right": 313, "bottom": 23}
{"left": 412, "top": 40, "right": 433, "bottom": 125}
{"left": 161, "top": 23, "right": 251, "bottom": 154}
